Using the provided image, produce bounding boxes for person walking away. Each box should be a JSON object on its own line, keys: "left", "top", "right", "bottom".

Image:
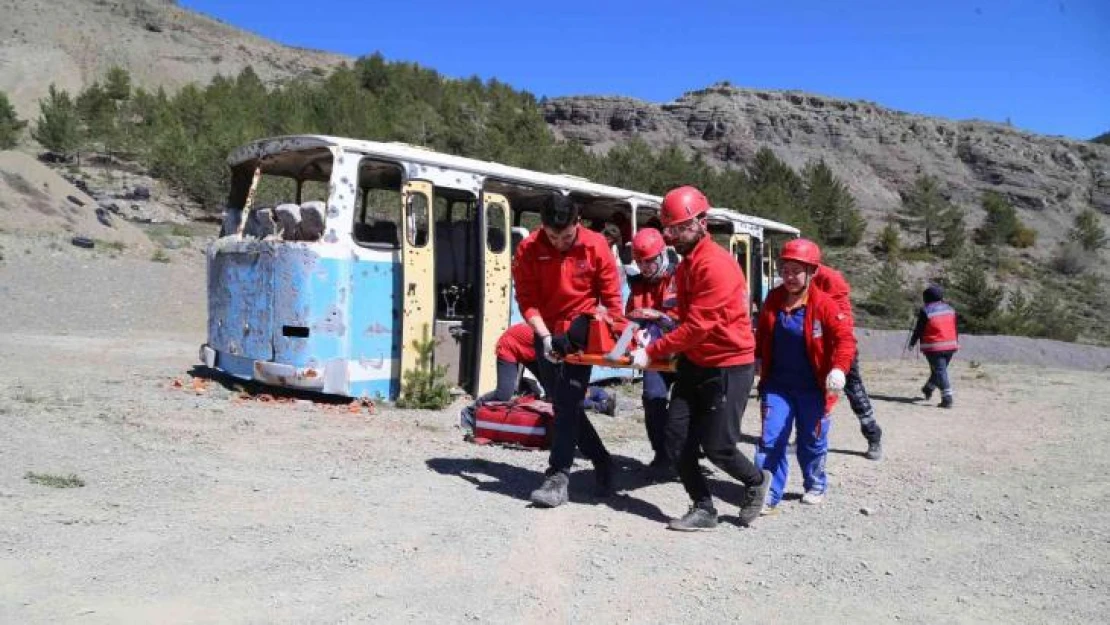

{"left": 626, "top": 227, "right": 680, "bottom": 477}
{"left": 754, "top": 238, "right": 856, "bottom": 513}
{"left": 629, "top": 186, "right": 772, "bottom": 531}
{"left": 513, "top": 192, "right": 626, "bottom": 508}
{"left": 810, "top": 261, "right": 884, "bottom": 460}
{"left": 908, "top": 285, "right": 959, "bottom": 408}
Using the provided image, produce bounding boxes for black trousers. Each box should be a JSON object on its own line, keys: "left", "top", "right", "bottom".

{"left": 665, "top": 359, "right": 762, "bottom": 507}
{"left": 534, "top": 334, "right": 610, "bottom": 472}
{"left": 844, "top": 352, "right": 882, "bottom": 442}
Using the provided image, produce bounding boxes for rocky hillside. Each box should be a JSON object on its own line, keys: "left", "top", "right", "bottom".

{"left": 0, "top": 0, "right": 351, "bottom": 120}
{"left": 544, "top": 85, "right": 1110, "bottom": 247}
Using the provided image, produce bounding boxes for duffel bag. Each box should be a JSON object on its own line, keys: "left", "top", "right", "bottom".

{"left": 474, "top": 397, "right": 554, "bottom": 449}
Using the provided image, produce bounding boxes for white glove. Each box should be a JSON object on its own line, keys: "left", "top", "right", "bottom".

{"left": 630, "top": 348, "right": 650, "bottom": 369}
{"left": 541, "top": 335, "right": 560, "bottom": 363}
{"left": 826, "top": 368, "right": 846, "bottom": 393}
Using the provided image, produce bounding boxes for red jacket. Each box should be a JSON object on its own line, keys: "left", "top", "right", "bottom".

{"left": 626, "top": 269, "right": 678, "bottom": 318}
{"left": 811, "top": 264, "right": 854, "bottom": 327}
{"left": 756, "top": 285, "right": 856, "bottom": 413}
{"left": 495, "top": 323, "right": 536, "bottom": 364}
{"left": 513, "top": 225, "right": 625, "bottom": 334}
{"left": 646, "top": 235, "right": 755, "bottom": 367}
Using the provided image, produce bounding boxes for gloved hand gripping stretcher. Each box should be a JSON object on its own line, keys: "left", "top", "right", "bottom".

{"left": 554, "top": 309, "right": 677, "bottom": 372}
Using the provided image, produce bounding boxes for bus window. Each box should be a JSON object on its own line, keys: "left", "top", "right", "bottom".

{"left": 486, "top": 201, "right": 507, "bottom": 253}
{"left": 406, "top": 192, "right": 430, "bottom": 248}
{"left": 352, "top": 159, "right": 404, "bottom": 249}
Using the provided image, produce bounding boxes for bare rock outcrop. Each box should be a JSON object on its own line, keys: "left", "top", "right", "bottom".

{"left": 544, "top": 84, "right": 1110, "bottom": 246}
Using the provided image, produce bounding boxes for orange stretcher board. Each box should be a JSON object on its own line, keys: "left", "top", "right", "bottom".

{"left": 562, "top": 353, "right": 677, "bottom": 372}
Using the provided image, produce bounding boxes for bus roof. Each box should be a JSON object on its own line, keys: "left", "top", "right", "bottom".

{"left": 709, "top": 208, "right": 801, "bottom": 237}
{"left": 227, "top": 134, "right": 660, "bottom": 207}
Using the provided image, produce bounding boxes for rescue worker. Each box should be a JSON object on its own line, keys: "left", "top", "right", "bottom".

{"left": 514, "top": 192, "right": 626, "bottom": 508}
{"left": 908, "top": 285, "right": 959, "bottom": 408}
{"left": 630, "top": 186, "right": 771, "bottom": 531}
{"left": 754, "top": 238, "right": 856, "bottom": 512}
{"left": 626, "top": 227, "right": 679, "bottom": 476}
{"left": 810, "top": 259, "right": 885, "bottom": 460}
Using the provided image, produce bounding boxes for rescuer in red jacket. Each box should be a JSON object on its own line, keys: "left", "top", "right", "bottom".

{"left": 754, "top": 239, "right": 857, "bottom": 512}
{"left": 514, "top": 192, "right": 625, "bottom": 508}
{"left": 626, "top": 227, "right": 680, "bottom": 477}
{"left": 908, "top": 285, "right": 960, "bottom": 408}
{"left": 810, "top": 261, "right": 884, "bottom": 460}
{"left": 630, "top": 186, "right": 772, "bottom": 531}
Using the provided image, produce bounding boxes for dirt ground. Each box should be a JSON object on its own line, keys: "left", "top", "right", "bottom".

{"left": 1, "top": 234, "right": 1108, "bottom": 624}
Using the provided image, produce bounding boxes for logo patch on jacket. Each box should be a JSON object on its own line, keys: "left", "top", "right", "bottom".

{"left": 812, "top": 320, "right": 823, "bottom": 339}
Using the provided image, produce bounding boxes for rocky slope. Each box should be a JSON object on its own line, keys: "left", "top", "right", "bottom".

{"left": 0, "top": 0, "right": 351, "bottom": 120}
{"left": 544, "top": 85, "right": 1110, "bottom": 246}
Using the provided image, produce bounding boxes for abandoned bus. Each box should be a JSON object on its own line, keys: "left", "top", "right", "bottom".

{"left": 200, "top": 135, "right": 663, "bottom": 401}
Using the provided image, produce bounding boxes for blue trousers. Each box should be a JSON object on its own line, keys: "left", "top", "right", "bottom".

{"left": 755, "top": 390, "right": 830, "bottom": 506}
{"left": 924, "top": 351, "right": 956, "bottom": 398}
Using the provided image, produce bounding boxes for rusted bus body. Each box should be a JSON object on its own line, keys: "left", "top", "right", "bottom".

{"left": 202, "top": 135, "right": 664, "bottom": 400}
{"left": 200, "top": 135, "right": 800, "bottom": 400}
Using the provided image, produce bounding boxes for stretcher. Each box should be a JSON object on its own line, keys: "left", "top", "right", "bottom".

{"left": 560, "top": 314, "right": 677, "bottom": 372}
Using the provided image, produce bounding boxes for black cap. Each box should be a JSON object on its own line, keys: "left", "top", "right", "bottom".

{"left": 540, "top": 193, "right": 579, "bottom": 229}
{"left": 923, "top": 285, "right": 944, "bottom": 303}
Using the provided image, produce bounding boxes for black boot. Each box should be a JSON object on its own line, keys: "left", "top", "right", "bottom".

{"left": 921, "top": 385, "right": 934, "bottom": 401}
{"left": 594, "top": 456, "right": 615, "bottom": 497}
{"left": 866, "top": 439, "right": 883, "bottom": 461}
{"left": 530, "top": 470, "right": 569, "bottom": 508}
{"left": 939, "top": 395, "right": 953, "bottom": 409}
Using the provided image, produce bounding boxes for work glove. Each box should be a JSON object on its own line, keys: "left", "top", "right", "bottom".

{"left": 541, "top": 335, "right": 560, "bottom": 363}
{"left": 826, "top": 368, "right": 846, "bottom": 393}
{"left": 630, "top": 348, "right": 650, "bottom": 369}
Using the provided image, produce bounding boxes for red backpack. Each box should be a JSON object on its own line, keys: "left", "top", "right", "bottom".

{"left": 473, "top": 397, "right": 555, "bottom": 449}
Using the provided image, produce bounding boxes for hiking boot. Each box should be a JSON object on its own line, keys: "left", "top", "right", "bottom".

{"left": 667, "top": 504, "right": 718, "bottom": 531}
{"left": 761, "top": 503, "right": 780, "bottom": 517}
{"left": 530, "top": 470, "right": 569, "bottom": 508}
{"left": 737, "top": 469, "right": 773, "bottom": 526}
{"left": 939, "top": 396, "right": 953, "bottom": 409}
{"left": 865, "top": 439, "right": 883, "bottom": 461}
{"left": 801, "top": 490, "right": 825, "bottom": 505}
{"left": 921, "top": 385, "right": 934, "bottom": 401}
{"left": 594, "top": 457, "right": 616, "bottom": 497}
{"left": 602, "top": 394, "right": 618, "bottom": 416}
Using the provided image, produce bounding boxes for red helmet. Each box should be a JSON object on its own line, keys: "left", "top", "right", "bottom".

{"left": 631, "top": 228, "right": 666, "bottom": 261}
{"left": 779, "top": 238, "right": 822, "bottom": 267}
{"left": 660, "top": 186, "right": 710, "bottom": 227}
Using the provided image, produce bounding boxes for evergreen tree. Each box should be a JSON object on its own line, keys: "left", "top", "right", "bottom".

{"left": 936, "top": 204, "right": 966, "bottom": 258}
{"left": 946, "top": 252, "right": 1003, "bottom": 333}
{"left": 974, "top": 191, "right": 1019, "bottom": 246}
{"left": 104, "top": 66, "right": 132, "bottom": 102}
{"left": 396, "top": 324, "right": 452, "bottom": 409}
{"left": 1069, "top": 209, "right": 1107, "bottom": 252}
{"left": 0, "top": 91, "right": 27, "bottom": 149}
{"left": 31, "top": 85, "right": 80, "bottom": 158}
{"left": 801, "top": 159, "right": 865, "bottom": 246}
{"left": 873, "top": 220, "right": 902, "bottom": 260}
{"left": 861, "top": 259, "right": 912, "bottom": 321}
{"left": 897, "top": 175, "right": 953, "bottom": 252}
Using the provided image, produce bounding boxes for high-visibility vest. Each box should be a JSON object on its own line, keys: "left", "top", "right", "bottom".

{"left": 921, "top": 302, "right": 959, "bottom": 353}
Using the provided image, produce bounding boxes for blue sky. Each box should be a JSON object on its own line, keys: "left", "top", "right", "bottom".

{"left": 180, "top": 0, "right": 1108, "bottom": 139}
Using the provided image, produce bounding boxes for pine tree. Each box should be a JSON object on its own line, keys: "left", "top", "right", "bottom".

{"left": 975, "top": 191, "right": 1018, "bottom": 246}
{"left": 0, "top": 91, "right": 26, "bottom": 149}
{"left": 862, "top": 259, "right": 911, "bottom": 321}
{"left": 874, "top": 221, "right": 902, "bottom": 260}
{"left": 801, "top": 159, "right": 865, "bottom": 246}
{"left": 1069, "top": 209, "right": 1107, "bottom": 251}
{"left": 947, "top": 253, "right": 1003, "bottom": 333}
{"left": 31, "top": 85, "right": 80, "bottom": 158}
{"left": 936, "top": 204, "right": 966, "bottom": 258}
{"left": 897, "top": 175, "right": 953, "bottom": 252}
{"left": 396, "top": 324, "right": 452, "bottom": 409}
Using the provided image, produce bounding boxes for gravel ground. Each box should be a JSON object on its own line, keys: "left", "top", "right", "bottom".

{"left": 1, "top": 236, "right": 1108, "bottom": 624}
